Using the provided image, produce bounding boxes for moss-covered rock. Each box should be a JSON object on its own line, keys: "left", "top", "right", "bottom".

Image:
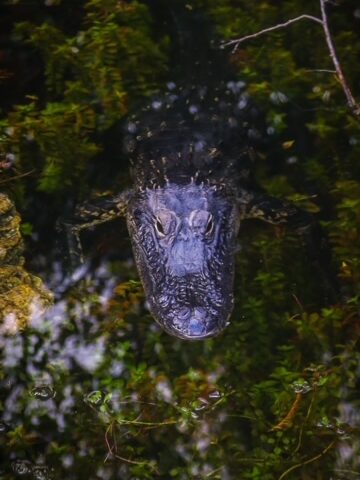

{"left": 0, "top": 193, "right": 53, "bottom": 333}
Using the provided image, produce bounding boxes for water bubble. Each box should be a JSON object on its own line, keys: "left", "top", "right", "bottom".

{"left": 267, "top": 126, "right": 275, "bottom": 135}
{"left": 208, "top": 390, "right": 221, "bottom": 400}
{"left": 194, "top": 404, "right": 207, "bottom": 412}
{"left": 336, "top": 427, "right": 346, "bottom": 436}
{"left": 316, "top": 417, "right": 333, "bottom": 429}
{"left": 167, "top": 81, "right": 176, "bottom": 90}
{"left": 30, "top": 385, "right": 56, "bottom": 401}
{"left": 354, "top": 8, "right": 360, "bottom": 18}
{"left": 189, "top": 105, "right": 198, "bottom": 115}
{"left": 287, "top": 156, "right": 298, "bottom": 165}
{"left": 11, "top": 459, "right": 33, "bottom": 475}
{"left": 194, "top": 397, "right": 209, "bottom": 411}
{"left": 83, "top": 390, "right": 104, "bottom": 406}
{"left": 292, "top": 380, "right": 312, "bottom": 394}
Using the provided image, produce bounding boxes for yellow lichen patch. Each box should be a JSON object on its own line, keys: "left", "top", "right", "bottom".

{"left": 0, "top": 283, "right": 52, "bottom": 334}
{"left": 0, "top": 266, "right": 53, "bottom": 333}
{"left": 0, "top": 192, "right": 13, "bottom": 216}
{"left": 0, "top": 194, "right": 53, "bottom": 333}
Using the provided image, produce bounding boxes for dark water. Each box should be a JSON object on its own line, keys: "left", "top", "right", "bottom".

{"left": 1, "top": 2, "right": 360, "bottom": 480}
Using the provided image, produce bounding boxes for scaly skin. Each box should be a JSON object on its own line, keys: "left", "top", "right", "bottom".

{"left": 126, "top": 182, "right": 239, "bottom": 338}
{"left": 60, "top": 81, "right": 318, "bottom": 340}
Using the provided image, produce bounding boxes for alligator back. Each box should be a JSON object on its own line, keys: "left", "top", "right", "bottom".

{"left": 124, "top": 79, "right": 263, "bottom": 192}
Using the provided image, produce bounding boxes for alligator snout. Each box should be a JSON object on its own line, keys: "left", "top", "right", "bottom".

{"left": 162, "top": 303, "right": 227, "bottom": 340}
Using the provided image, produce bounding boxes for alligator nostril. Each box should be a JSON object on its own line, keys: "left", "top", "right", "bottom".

{"left": 188, "top": 317, "right": 206, "bottom": 336}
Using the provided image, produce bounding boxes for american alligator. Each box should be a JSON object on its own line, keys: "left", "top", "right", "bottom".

{"left": 59, "top": 2, "right": 334, "bottom": 340}
{"left": 60, "top": 77, "right": 317, "bottom": 340}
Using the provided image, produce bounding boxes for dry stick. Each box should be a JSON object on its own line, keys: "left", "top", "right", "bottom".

{"left": 0, "top": 169, "right": 36, "bottom": 184}
{"left": 223, "top": 14, "right": 323, "bottom": 51}
{"left": 319, "top": 0, "right": 360, "bottom": 115}
{"left": 223, "top": 3, "right": 360, "bottom": 117}
{"left": 278, "top": 439, "right": 337, "bottom": 480}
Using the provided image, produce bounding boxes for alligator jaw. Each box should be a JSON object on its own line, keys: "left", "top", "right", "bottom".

{"left": 158, "top": 306, "right": 233, "bottom": 341}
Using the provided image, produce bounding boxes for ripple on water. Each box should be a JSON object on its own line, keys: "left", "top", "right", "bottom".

{"left": 29, "top": 385, "right": 56, "bottom": 401}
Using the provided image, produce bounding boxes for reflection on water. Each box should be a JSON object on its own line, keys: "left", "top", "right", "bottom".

{"left": 0, "top": 252, "right": 359, "bottom": 478}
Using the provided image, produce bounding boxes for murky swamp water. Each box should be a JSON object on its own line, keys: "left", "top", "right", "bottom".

{"left": 0, "top": 2, "right": 360, "bottom": 479}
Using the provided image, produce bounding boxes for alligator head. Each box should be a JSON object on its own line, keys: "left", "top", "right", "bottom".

{"left": 126, "top": 182, "right": 240, "bottom": 340}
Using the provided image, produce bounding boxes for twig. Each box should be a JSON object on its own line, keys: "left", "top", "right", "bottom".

{"left": 223, "top": 15, "right": 322, "bottom": 52}
{"left": 303, "top": 69, "right": 336, "bottom": 74}
{"left": 104, "top": 421, "right": 149, "bottom": 467}
{"left": 223, "top": 2, "right": 360, "bottom": 117}
{"left": 278, "top": 439, "right": 336, "bottom": 480}
{"left": 319, "top": 0, "right": 360, "bottom": 115}
{"left": 293, "top": 390, "right": 316, "bottom": 453}
{"left": 114, "top": 454, "right": 149, "bottom": 466}
{"left": 0, "top": 169, "right": 36, "bottom": 184}
{"left": 292, "top": 294, "right": 305, "bottom": 312}
{"left": 116, "top": 418, "right": 177, "bottom": 427}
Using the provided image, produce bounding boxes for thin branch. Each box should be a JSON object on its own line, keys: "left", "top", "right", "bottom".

{"left": 0, "top": 169, "right": 36, "bottom": 184}
{"left": 223, "top": 1, "right": 360, "bottom": 117}
{"left": 293, "top": 390, "right": 316, "bottom": 454}
{"left": 116, "top": 417, "right": 177, "bottom": 427}
{"left": 319, "top": 0, "right": 360, "bottom": 115}
{"left": 278, "top": 439, "right": 336, "bottom": 480}
{"left": 303, "top": 69, "right": 336, "bottom": 74}
{"left": 223, "top": 15, "right": 323, "bottom": 52}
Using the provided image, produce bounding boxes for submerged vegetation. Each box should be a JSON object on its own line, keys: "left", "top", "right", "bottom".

{"left": 0, "top": 0, "right": 359, "bottom": 479}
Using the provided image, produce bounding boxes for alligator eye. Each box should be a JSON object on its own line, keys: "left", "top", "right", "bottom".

{"left": 155, "top": 217, "right": 165, "bottom": 237}
{"left": 205, "top": 216, "right": 214, "bottom": 236}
